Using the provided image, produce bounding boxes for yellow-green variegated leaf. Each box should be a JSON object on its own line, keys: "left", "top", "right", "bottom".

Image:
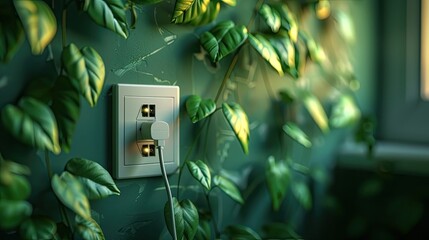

{"left": 172, "top": 0, "right": 210, "bottom": 24}
{"left": 83, "top": 0, "right": 128, "bottom": 38}
{"left": 276, "top": 5, "right": 298, "bottom": 42}
{"left": 269, "top": 35, "right": 298, "bottom": 78}
{"left": 303, "top": 93, "right": 329, "bottom": 133}
{"left": 221, "top": 0, "right": 236, "bottom": 6}
{"left": 185, "top": 95, "right": 216, "bottom": 123}
{"left": 248, "top": 34, "right": 283, "bottom": 76}
{"left": 190, "top": 1, "right": 220, "bottom": 26}
{"left": 282, "top": 122, "right": 312, "bottom": 148}
{"left": 75, "top": 215, "right": 105, "bottom": 240}
{"left": 222, "top": 102, "right": 249, "bottom": 155}
{"left": 259, "top": 4, "right": 281, "bottom": 33}
{"left": 13, "top": 0, "right": 57, "bottom": 55}
{"left": 330, "top": 95, "right": 361, "bottom": 128}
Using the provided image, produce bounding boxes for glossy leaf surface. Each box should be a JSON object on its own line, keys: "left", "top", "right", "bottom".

{"left": 75, "top": 215, "right": 105, "bottom": 240}
{"left": 0, "top": 199, "right": 32, "bottom": 229}
{"left": 266, "top": 156, "right": 290, "bottom": 210}
{"left": 292, "top": 181, "right": 312, "bottom": 210}
{"left": 222, "top": 102, "right": 249, "bottom": 155}
{"left": 303, "top": 93, "right": 329, "bottom": 133}
{"left": 1, "top": 97, "right": 60, "bottom": 154}
{"left": 187, "top": 160, "right": 211, "bottom": 191}
{"left": 19, "top": 217, "right": 57, "bottom": 240}
{"left": 249, "top": 34, "right": 283, "bottom": 76}
{"left": 186, "top": 95, "right": 216, "bottom": 123}
{"left": 172, "top": 0, "right": 210, "bottom": 24}
{"left": 225, "top": 225, "right": 261, "bottom": 240}
{"left": 330, "top": 95, "right": 360, "bottom": 128}
{"left": 14, "top": 0, "right": 57, "bottom": 55}
{"left": 282, "top": 122, "right": 312, "bottom": 148}
{"left": 276, "top": 5, "right": 298, "bottom": 42}
{"left": 259, "top": 4, "right": 281, "bottom": 32}
{"left": 190, "top": 1, "right": 220, "bottom": 26}
{"left": 165, "top": 198, "right": 199, "bottom": 240}
{"left": 221, "top": 0, "right": 236, "bottom": 6}
{"left": 213, "top": 175, "right": 244, "bottom": 204}
{"left": 65, "top": 158, "right": 120, "bottom": 200}
{"left": 269, "top": 36, "right": 298, "bottom": 78}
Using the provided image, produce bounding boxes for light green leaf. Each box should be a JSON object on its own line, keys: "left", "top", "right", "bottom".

{"left": 262, "top": 222, "right": 302, "bottom": 239}
{"left": 13, "top": 0, "right": 57, "bottom": 55}
{"left": 51, "top": 172, "right": 91, "bottom": 219}
{"left": 75, "top": 215, "right": 105, "bottom": 240}
{"left": 221, "top": 0, "right": 236, "bottom": 7}
{"left": 292, "top": 181, "right": 312, "bottom": 210}
{"left": 65, "top": 158, "right": 120, "bottom": 200}
{"left": 186, "top": 95, "right": 216, "bottom": 123}
{"left": 0, "top": 158, "right": 30, "bottom": 186}
{"left": 282, "top": 122, "right": 312, "bottom": 148}
{"left": 213, "top": 175, "right": 244, "bottom": 204}
{"left": 19, "top": 217, "right": 57, "bottom": 240}
{"left": 1, "top": 97, "right": 60, "bottom": 154}
{"left": 265, "top": 156, "right": 290, "bottom": 211}
{"left": 330, "top": 95, "right": 361, "bottom": 128}
{"left": 200, "top": 21, "right": 248, "bottom": 62}
{"left": 222, "top": 102, "right": 249, "bottom": 155}
{"left": 249, "top": 34, "right": 283, "bottom": 76}
{"left": 0, "top": 199, "right": 32, "bottom": 230}
{"left": 225, "top": 225, "right": 261, "bottom": 240}
{"left": 51, "top": 76, "right": 81, "bottom": 153}
{"left": 83, "top": 0, "right": 128, "bottom": 38}
{"left": 187, "top": 160, "right": 211, "bottom": 191}
{"left": 190, "top": 1, "right": 220, "bottom": 26}
{"left": 299, "top": 32, "right": 326, "bottom": 63}
{"left": 0, "top": 13, "right": 24, "bottom": 62}
{"left": 259, "top": 4, "right": 281, "bottom": 33}
{"left": 302, "top": 93, "right": 329, "bottom": 133}
{"left": 171, "top": 0, "right": 210, "bottom": 24}
{"left": 0, "top": 175, "right": 31, "bottom": 201}
{"left": 164, "top": 198, "right": 199, "bottom": 240}
{"left": 269, "top": 35, "right": 298, "bottom": 78}
{"left": 62, "top": 43, "right": 105, "bottom": 107}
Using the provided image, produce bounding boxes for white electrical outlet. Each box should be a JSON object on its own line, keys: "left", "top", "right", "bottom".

{"left": 113, "top": 84, "right": 179, "bottom": 179}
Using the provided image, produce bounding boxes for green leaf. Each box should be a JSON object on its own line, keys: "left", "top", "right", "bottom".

{"left": 164, "top": 198, "right": 199, "bottom": 240}
{"left": 51, "top": 172, "right": 91, "bottom": 219}
{"left": 22, "top": 77, "right": 55, "bottom": 104}
{"left": 186, "top": 95, "right": 216, "bottom": 123}
{"left": 259, "top": 4, "right": 281, "bottom": 33}
{"left": 249, "top": 34, "right": 283, "bottom": 76}
{"left": 187, "top": 160, "right": 211, "bottom": 191}
{"left": 190, "top": 1, "right": 220, "bottom": 26}
{"left": 262, "top": 222, "right": 302, "bottom": 239}
{"left": 225, "top": 225, "right": 261, "bottom": 240}
{"left": 0, "top": 17, "right": 24, "bottom": 63}
{"left": 195, "top": 219, "right": 211, "bottom": 240}
{"left": 265, "top": 156, "right": 290, "bottom": 211}
{"left": 129, "top": 0, "right": 163, "bottom": 5}
{"left": 0, "top": 175, "right": 31, "bottom": 201}
{"left": 65, "top": 158, "right": 120, "bottom": 200}
{"left": 1, "top": 97, "right": 60, "bottom": 154}
{"left": 200, "top": 21, "right": 248, "bottom": 62}
{"left": 302, "top": 93, "right": 329, "bottom": 133}
{"left": 299, "top": 32, "right": 326, "bottom": 63}
{"left": 83, "top": 0, "right": 128, "bottom": 38}
{"left": 171, "top": 0, "right": 210, "bottom": 24}
{"left": 62, "top": 43, "right": 105, "bottom": 107}
{"left": 51, "top": 76, "right": 81, "bottom": 153}
{"left": 75, "top": 215, "right": 105, "bottom": 240}
{"left": 269, "top": 35, "right": 298, "bottom": 78}
{"left": 0, "top": 158, "right": 30, "bottom": 186}
{"left": 221, "top": 0, "right": 236, "bottom": 7}
{"left": 276, "top": 4, "right": 298, "bottom": 42}
{"left": 13, "top": 0, "right": 57, "bottom": 55}
{"left": 222, "top": 102, "right": 249, "bottom": 155}
{"left": 20, "top": 216, "right": 57, "bottom": 240}
{"left": 330, "top": 95, "right": 360, "bottom": 128}
{"left": 0, "top": 199, "right": 32, "bottom": 229}
{"left": 213, "top": 175, "right": 243, "bottom": 204}
{"left": 292, "top": 181, "right": 312, "bottom": 210}
{"left": 282, "top": 122, "right": 312, "bottom": 148}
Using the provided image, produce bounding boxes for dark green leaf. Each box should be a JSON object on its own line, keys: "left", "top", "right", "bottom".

{"left": 221, "top": 0, "right": 236, "bottom": 6}
{"left": 282, "top": 122, "right": 312, "bottom": 148}
{"left": 265, "top": 156, "right": 290, "bottom": 211}
{"left": 0, "top": 16, "right": 24, "bottom": 62}
{"left": 292, "top": 181, "right": 312, "bottom": 210}
{"left": 75, "top": 215, "right": 105, "bottom": 240}
{"left": 259, "top": 4, "right": 281, "bottom": 33}
{"left": 83, "top": 0, "right": 128, "bottom": 38}
{"left": 269, "top": 35, "right": 298, "bottom": 78}
{"left": 225, "top": 225, "right": 261, "bottom": 240}
{"left": 0, "top": 175, "right": 31, "bottom": 201}
{"left": 171, "top": 0, "right": 210, "bottom": 24}
{"left": 186, "top": 95, "right": 216, "bottom": 123}
{"left": 222, "top": 102, "right": 249, "bottom": 155}
{"left": 130, "top": 0, "right": 163, "bottom": 5}
{"left": 249, "top": 34, "right": 283, "bottom": 76}
{"left": 276, "top": 4, "right": 298, "bottom": 42}
{"left": 190, "top": 1, "right": 220, "bottom": 26}
{"left": 195, "top": 219, "right": 211, "bottom": 240}
{"left": 62, "top": 43, "right": 105, "bottom": 107}
{"left": 279, "top": 90, "right": 294, "bottom": 104}
{"left": 22, "top": 77, "right": 55, "bottom": 104}
{"left": 1, "top": 97, "right": 60, "bottom": 154}
{"left": 13, "top": 0, "right": 57, "bottom": 55}
{"left": 187, "top": 160, "right": 211, "bottom": 191}
{"left": 0, "top": 199, "right": 32, "bottom": 229}
{"left": 51, "top": 172, "right": 91, "bottom": 219}
{"left": 0, "top": 158, "right": 30, "bottom": 185}
{"left": 302, "top": 92, "right": 329, "bottom": 133}
{"left": 213, "top": 175, "right": 243, "bottom": 204}
{"left": 262, "top": 222, "right": 301, "bottom": 239}
{"left": 129, "top": 3, "right": 137, "bottom": 29}
{"left": 20, "top": 216, "right": 57, "bottom": 240}
{"left": 200, "top": 21, "right": 248, "bottom": 62}
{"left": 51, "top": 76, "right": 81, "bottom": 152}
{"left": 330, "top": 95, "right": 360, "bottom": 128}
{"left": 65, "top": 158, "right": 120, "bottom": 200}
{"left": 165, "top": 198, "right": 199, "bottom": 240}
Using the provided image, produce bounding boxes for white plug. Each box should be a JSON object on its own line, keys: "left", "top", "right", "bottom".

{"left": 151, "top": 121, "right": 169, "bottom": 147}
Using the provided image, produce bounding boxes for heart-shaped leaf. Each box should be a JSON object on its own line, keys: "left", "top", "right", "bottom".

{"left": 265, "top": 156, "right": 290, "bottom": 210}
{"left": 200, "top": 21, "right": 248, "bottom": 62}
{"left": 0, "top": 158, "right": 30, "bottom": 186}
{"left": 0, "top": 175, "right": 30, "bottom": 201}
{"left": 75, "top": 215, "right": 105, "bottom": 240}
{"left": 259, "top": 4, "right": 281, "bottom": 33}
{"left": 225, "top": 225, "right": 261, "bottom": 240}
{"left": 190, "top": 1, "right": 220, "bottom": 26}
{"left": 222, "top": 102, "right": 249, "bottom": 155}
{"left": 186, "top": 95, "right": 216, "bottom": 123}
{"left": 51, "top": 172, "right": 91, "bottom": 219}
{"left": 1, "top": 97, "right": 60, "bottom": 154}
{"left": 249, "top": 34, "right": 283, "bottom": 76}
{"left": 65, "top": 158, "right": 120, "bottom": 200}
{"left": 269, "top": 35, "right": 298, "bottom": 78}
{"left": 51, "top": 76, "right": 81, "bottom": 153}
{"left": 164, "top": 198, "right": 199, "bottom": 240}
{"left": 19, "top": 217, "right": 57, "bottom": 240}
{"left": 291, "top": 181, "right": 312, "bottom": 210}
{"left": 0, "top": 13, "right": 24, "bottom": 62}
{"left": 221, "top": 0, "right": 236, "bottom": 6}
{"left": 302, "top": 93, "right": 329, "bottom": 133}
{"left": 14, "top": 0, "right": 57, "bottom": 55}
{"left": 62, "top": 43, "right": 105, "bottom": 107}
{"left": 213, "top": 175, "right": 243, "bottom": 204}
{"left": 171, "top": 0, "right": 210, "bottom": 24}
{"left": 83, "top": 0, "right": 128, "bottom": 38}
{"left": 0, "top": 199, "right": 32, "bottom": 230}
{"left": 187, "top": 160, "right": 211, "bottom": 191}
{"left": 282, "top": 122, "right": 312, "bottom": 148}
{"left": 262, "top": 222, "right": 302, "bottom": 239}
{"left": 330, "top": 95, "right": 360, "bottom": 128}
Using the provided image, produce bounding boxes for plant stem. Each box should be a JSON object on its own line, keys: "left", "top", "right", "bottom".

{"left": 62, "top": 8, "right": 67, "bottom": 48}
{"left": 205, "top": 192, "right": 221, "bottom": 238}
{"left": 247, "top": 0, "right": 265, "bottom": 30}
{"left": 260, "top": 62, "right": 276, "bottom": 99}
{"left": 214, "top": 53, "right": 240, "bottom": 104}
{"left": 44, "top": 150, "right": 53, "bottom": 179}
